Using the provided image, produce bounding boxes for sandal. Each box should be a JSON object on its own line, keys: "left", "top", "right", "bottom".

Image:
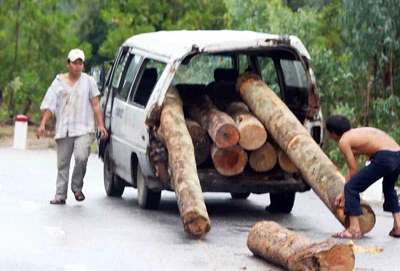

{"left": 389, "top": 229, "right": 400, "bottom": 238}
{"left": 332, "top": 229, "right": 362, "bottom": 239}
{"left": 50, "top": 198, "right": 66, "bottom": 205}
{"left": 74, "top": 191, "right": 85, "bottom": 202}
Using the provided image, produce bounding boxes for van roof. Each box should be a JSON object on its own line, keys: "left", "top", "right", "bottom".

{"left": 122, "top": 30, "right": 310, "bottom": 61}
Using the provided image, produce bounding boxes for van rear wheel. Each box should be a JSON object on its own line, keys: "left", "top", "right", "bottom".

{"left": 137, "top": 164, "right": 161, "bottom": 209}
{"left": 266, "top": 192, "right": 295, "bottom": 213}
{"left": 103, "top": 144, "right": 125, "bottom": 197}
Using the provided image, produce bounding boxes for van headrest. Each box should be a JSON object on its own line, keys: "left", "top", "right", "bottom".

{"left": 214, "top": 68, "right": 239, "bottom": 82}
{"left": 142, "top": 68, "right": 158, "bottom": 82}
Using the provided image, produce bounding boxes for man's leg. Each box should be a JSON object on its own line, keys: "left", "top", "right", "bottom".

{"left": 382, "top": 160, "right": 400, "bottom": 237}
{"left": 333, "top": 161, "right": 386, "bottom": 238}
{"left": 54, "top": 137, "right": 74, "bottom": 201}
{"left": 390, "top": 212, "right": 400, "bottom": 237}
{"left": 70, "top": 133, "right": 94, "bottom": 195}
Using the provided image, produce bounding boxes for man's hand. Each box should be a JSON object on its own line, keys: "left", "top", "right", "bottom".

{"left": 36, "top": 125, "right": 46, "bottom": 139}
{"left": 37, "top": 109, "right": 52, "bottom": 139}
{"left": 98, "top": 126, "right": 109, "bottom": 140}
{"left": 335, "top": 190, "right": 345, "bottom": 208}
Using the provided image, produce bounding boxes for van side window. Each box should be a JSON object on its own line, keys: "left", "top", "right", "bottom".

{"left": 111, "top": 50, "right": 129, "bottom": 90}
{"left": 130, "top": 59, "right": 166, "bottom": 107}
{"left": 257, "top": 56, "right": 280, "bottom": 95}
{"left": 173, "top": 54, "right": 232, "bottom": 85}
{"left": 119, "top": 55, "right": 142, "bottom": 100}
{"left": 280, "top": 59, "right": 308, "bottom": 88}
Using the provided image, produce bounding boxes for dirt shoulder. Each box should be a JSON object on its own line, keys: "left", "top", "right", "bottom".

{"left": 0, "top": 124, "right": 56, "bottom": 149}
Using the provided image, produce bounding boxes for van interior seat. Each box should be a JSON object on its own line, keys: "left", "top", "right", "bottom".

{"left": 134, "top": 68, "right": 158, "bottom": 105}
{"left": 175, "top": 83, "right": 207, "bottom": 115}
{"left": 213, "top": 68, "right": 239, "bottom": 82}
{"left": 207, "top": 68, "right": 240, "bottom": 111}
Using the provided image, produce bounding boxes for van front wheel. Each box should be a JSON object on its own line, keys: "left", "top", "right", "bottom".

{"left": 103, "top": 144, "right": 125, "bottom": 197}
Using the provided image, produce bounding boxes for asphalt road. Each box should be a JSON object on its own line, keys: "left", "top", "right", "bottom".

{"left": 0, "top": 147, "right": 398, "bottom": 271}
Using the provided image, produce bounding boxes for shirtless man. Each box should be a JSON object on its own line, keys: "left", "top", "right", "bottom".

{"left": 325, "top": 114, "right": 400, "bottom": 239}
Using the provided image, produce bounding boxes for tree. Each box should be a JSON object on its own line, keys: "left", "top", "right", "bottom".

{"left": 341, "top": 0, "right": 400, "bottom": 125}
{"left": 0, "top": 0, "right": 89, "bottom": 123}
{"left": 97, "top": 0, "right": 226, "bottom": 60}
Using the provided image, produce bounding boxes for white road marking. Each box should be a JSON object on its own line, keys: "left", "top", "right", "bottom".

{"left": 19, "top": 200, "right": 40, "bottom": 210}
{"left": 45, "top": 226, "right": 66, "bottom": 237}
{"left": 64, "top": 264, "right": 87, "bottom": 271}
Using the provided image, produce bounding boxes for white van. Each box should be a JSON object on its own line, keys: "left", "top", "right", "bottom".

{"left": 95, "top": 30, "right": 323, "bottom": 212}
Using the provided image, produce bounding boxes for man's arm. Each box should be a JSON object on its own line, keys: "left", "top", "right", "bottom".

{"left": 334, "top": 137, "right": 359, "bottom": 208}
{"left": 91, "top": 96, "right": 108, "bottom": 139}
{"left": 339, "top": 138, "right": 359, "bottom": 181}
{"left": 36, "top": 109, "right": 52, "bottom": 139}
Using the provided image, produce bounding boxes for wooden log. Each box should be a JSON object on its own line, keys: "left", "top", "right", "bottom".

{"left": 236, "top": 72, "right": 376, "bottom": 234}
{"left": 278, "top": 149, "right": 299, "bottom": 173}
{"left": 189, "top": 94, "right": 240, "bottom": 149}
{"left": 148, "top": 128, "right": 170, "bottom": 186}
{"left": 249, "top": 142, "right": 277, "bottom": 172}
{"left": 247, "top": 221, "right": 355, "bottom": 271}
{"left": 211, "top": 144, "right": 248, "bottom": 176}
{"left": 157, "top": 85, "right": 211, "bottom": 238}
{"left": 185, "top": 118, "right": 211, "bottom": 165}
{"left": 226, "top": 101, "right": 267, "bottom": 150}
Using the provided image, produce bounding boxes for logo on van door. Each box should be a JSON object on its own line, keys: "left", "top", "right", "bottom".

{"left": 115, "top": 107, "right": 124, "bottom": 118}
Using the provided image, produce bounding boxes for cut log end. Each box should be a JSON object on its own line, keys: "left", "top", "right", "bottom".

{"left": 214, "top": 124, "right": 240, "bottom": 149}
{"left": 183, "top": 212, "right": 211, "bottom": 239}
{"left": 289, "top": 241, "right": 355, "bottom": 271}
{"left": 211, "top": 144, "right": 248, "bottom": 176}
{"left": 335, "top": 203, "right": 376, "bottom": 234}
{"left": 237, "top": 119, "right": 267, "bottom": 150}
{"left": 249, "top": 142, "right": 277, "bottom": 172}
{"left": 278, "top": 150, "right": 299, "bottom": 173}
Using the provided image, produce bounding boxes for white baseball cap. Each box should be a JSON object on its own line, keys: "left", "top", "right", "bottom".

{"left": 68, "top": 49, "right": 85, "bottom": 62}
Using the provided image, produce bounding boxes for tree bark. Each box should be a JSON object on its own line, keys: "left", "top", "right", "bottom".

{"left": 189, "top": 94, "right": 240, "bottom": 149}
{"left": 247, "top": 221, "right": 355, "bottom": 271}
{"left": 158, "top": 85, "right": 211, "bottom": 238}
{"left": 249, "top": 142, "right": 277, "bottom": 172}
{"left": 278, "top": 149, "right": 299, "bottom": 173}
{"left": 226, "top": 101, "right": 267, "bottom": 150}
{"left": 211, "top": 143, "right": 248, "bottom": 176}
{"left": 185, "top": 118, "right": 211, "bottom": 165}
{"left": 236, "top": 72, "right": 376, "bottom": 234}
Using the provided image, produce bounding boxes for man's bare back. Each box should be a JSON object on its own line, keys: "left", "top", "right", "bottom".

{"left": 340, "top": 127, "right": 400, "bottom": 157}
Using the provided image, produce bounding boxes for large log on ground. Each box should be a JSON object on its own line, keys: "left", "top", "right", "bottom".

{"left": 211, "top": 144, "right": 248, "bottom": 176}
{"left": 247, "top": 221, "right": 355, "bottom": 271}
{"left": 189, "top": 94, "right": 240, "bottom": 149}
{"left": 236, "top": 72, "right": 376, "bottom": 234}
{"left": 226, "top": 101, "right": 267, "bottom": 150}
{"left": 249, "top": 142, "right": 277, "bottom": 172}
{"left": 158, "top": 85, "right": 211, "bottom": 238}
{"left": 185, "top": 118, "right": 211, "bottom": 165}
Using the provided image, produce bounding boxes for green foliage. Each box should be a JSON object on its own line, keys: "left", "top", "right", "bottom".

{"left": 0, "top": 0, "right": 89, "bottom": 124}
{"left": 0, "top": 0, "right": 399, "bottom": 182}
{"left": 372, "top": 95, "right": 400, "bottom": 142}
{"left": 342, "top": 0, "right": 400, "bottom": 105}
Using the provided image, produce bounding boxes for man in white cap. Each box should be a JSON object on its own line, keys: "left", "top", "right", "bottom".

{"left": 37, "top": 48, "right": 108, "bottom": 204}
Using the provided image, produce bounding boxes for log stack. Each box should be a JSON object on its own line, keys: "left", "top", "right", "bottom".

{"left": 155, "top": 71, "right": 372, "bottom": 238}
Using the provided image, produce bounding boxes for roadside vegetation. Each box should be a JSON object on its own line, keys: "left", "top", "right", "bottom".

{"left": 1, "top": 0, "right": 399, "bottom": 178}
